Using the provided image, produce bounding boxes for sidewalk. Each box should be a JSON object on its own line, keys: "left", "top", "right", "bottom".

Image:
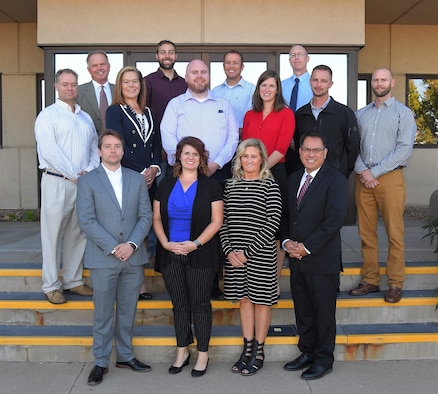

{"left": 0, "top": 359, "right": 437, "bottom": 394}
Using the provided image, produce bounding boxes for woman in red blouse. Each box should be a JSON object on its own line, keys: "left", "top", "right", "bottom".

{"left": 242, "top": 70, "right": 295, "bottom": 295}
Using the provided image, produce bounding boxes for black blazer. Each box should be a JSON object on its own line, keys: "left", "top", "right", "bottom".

{"left": 280, "top": 163, "right": 348, "bottom": 275}
{"left": 106, "top": 104, "right": 161, "bottom": 173}
{"left": 154, "top": 175, "right": 223, "bottom": 274}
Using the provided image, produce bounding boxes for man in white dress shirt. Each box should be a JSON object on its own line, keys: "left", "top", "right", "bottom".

{"left": 35, "top": 68, "right": 99, "bottom": 304}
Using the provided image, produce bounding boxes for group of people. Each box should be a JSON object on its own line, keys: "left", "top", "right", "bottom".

{"left": 34, "top": 40, "right": 417, "bottom": 385}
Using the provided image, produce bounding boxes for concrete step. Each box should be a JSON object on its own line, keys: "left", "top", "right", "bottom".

{"left": 0, "top": 261, "right": 437, "bottom": 292}
{"left": 0, "top": 290, "right": 437, "bottom": 326}
{"left": 1, "top": 323, "right": 437, "bottom": 362}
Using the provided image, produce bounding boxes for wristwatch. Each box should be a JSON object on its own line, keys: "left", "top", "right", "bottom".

{"left": 193, "top": 239, "right": 202, "bottom": 249}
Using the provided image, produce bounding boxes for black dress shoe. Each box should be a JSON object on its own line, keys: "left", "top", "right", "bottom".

{"left": 191, "top": 359, "right": 209, "bottom": 378}
{"left": 283, "top": 353, "right": 313, "bottom": 371}
{"left": 139, "top": 292, "right": 153, "bottom": 300}
{"left": 87, "top": 366, "right": 108, "bottom": 385}
{"left": 301, "top": 365, "right": 333, "bottom": 380}
{"left": 169, "top": 352, "right": 190, "bottom": 374}
{"left": 116, "top": 357, "right": 152, "bottom": 372}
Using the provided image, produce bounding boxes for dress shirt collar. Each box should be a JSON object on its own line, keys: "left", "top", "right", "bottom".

{"left": 372, "top": 95, "right": 395, "bottom": 109}
{"left": 183, "top": 88, "right": 216, "bottom": 102}
{"left": 311, "top": 96, "right": 331, "bottom": 111}
{"left": 102, "top": 163, "right": 122, "bottom": 175}
{"left": 222, "top": 77, "right": 244, "bottom": 89}
{"left": 92, "top": 79, "right": 110, "bottom": 91}
{"left": 155, "top": 67, "right": 182, "bottom": 81}
{"left": 55, "top": 98, "right": 79, "bottom": 114}
{"left": 303, "top": 167, "right": 321, "bottom": 180}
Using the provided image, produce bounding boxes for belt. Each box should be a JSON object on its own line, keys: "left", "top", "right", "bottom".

{"left": 43, "top": 170, "right": 68, "bottom": 179}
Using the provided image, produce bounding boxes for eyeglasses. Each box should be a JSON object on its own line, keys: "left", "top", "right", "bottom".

{"left": 289, "top": 53, "right": 307, "bottom": 59}
{"left": 300, "top": 147, "right": 325, "bottom": 154}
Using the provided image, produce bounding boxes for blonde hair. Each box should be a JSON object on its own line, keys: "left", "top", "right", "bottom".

{"left": 231, "top": 138, "right": 272, "bottom": 181}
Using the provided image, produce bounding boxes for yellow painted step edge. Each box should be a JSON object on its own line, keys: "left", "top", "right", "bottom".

{"left": 1, "top": 266, "right": 437, "bottom": 277}
{"left": 0, "top": 297, "right": 437, "bottom": 310}
{"left": 1, "top": 333, "right": 438, "bottom": 347}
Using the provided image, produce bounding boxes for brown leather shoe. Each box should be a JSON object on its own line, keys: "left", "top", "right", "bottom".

{"left": 384, "top": 287, "right": 402, "bottom": 303}
{"left": 45, "top": 290, "right": 66, "bottom": 304}
{"left": 348, "top": 281, "right": 380, "bottom": 296}
{"left": 66, "top": 285, "right": 93, "bottom": 296}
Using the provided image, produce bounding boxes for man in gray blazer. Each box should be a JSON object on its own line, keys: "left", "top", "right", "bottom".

{"left": 77, "top": 129, "right": 152, "bottom": 385}
{"left": 77, "top": 50, "right": 115, "bottom": 134}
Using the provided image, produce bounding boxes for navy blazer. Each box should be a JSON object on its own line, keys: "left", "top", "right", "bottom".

{"left": 77, "top": 81, "right": 115, "bottom": 133}
{"left": 76, "top": 164, "right": 152, "bottom": 269}
{"left": 106, "top": 104, "right": 161, "bottom": 173}
{"left": 280, "top": 163, "right": 348, "bottom": 275}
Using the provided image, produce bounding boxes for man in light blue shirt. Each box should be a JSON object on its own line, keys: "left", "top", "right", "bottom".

{"left": 282, "top": 45, "right": 313, "bottom": 175}
{"left": 212, "top": 50, "right": 255, "bottom": 133}
{"left": 161, "top": 59, "right": 239, "bottom": 185}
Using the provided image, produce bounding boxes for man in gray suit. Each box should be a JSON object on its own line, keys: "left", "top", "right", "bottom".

{"left": 77, "top": 129, "right": 152, "bottom": 385}
{"left": 77, "top": 50, "right": 115, "bottom": 133}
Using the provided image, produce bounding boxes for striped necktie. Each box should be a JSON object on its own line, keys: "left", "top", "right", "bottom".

{"left": 297, "top": 174, "right": 312, "bottom": 207}
{"left": 100, "top": 85, "right": 108, "bottom": 133}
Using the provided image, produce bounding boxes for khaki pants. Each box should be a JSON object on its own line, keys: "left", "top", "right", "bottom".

{"left": 355, "top": 169, "right": 406, "bottom": 288}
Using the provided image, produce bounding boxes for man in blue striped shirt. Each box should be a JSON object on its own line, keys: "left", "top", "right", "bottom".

{"left": 349, "top": 68, "right": 417, "bottom": 304}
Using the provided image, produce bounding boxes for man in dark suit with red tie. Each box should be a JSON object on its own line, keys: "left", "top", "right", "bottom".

{"left": 281, "top": 131, "right": 348, "bottom": 380}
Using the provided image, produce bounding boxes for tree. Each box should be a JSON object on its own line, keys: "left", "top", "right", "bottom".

{"left": 408, "top": 78, "right": 438, "bottom": 145}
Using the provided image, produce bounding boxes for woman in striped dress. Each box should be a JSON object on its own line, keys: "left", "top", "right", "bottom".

{"left": 219, "top": 138, "right": 282, "bottom": 376}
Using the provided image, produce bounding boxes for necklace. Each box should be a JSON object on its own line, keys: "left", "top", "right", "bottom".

{"left": 127, "top": 105, "right": 147, "bottom": 144}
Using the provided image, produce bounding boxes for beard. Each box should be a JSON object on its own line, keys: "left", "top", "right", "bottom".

{"left": 372, "top": 85, "right": 391, "bottom": 97}
{"left": 159, "top": 59, "right": 175, "bottom": 70}
{"left": 187, "top": 80, "right": 208, "bottom": 94}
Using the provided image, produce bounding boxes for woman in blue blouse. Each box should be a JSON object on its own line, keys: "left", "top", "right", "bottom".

{"left": 153, "top": 136, "right": 223, "bottom": 378}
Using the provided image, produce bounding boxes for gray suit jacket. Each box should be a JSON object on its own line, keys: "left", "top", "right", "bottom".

{"left": 76, "top": 164, "right": 152, "bottom": 269}
{"left": 77, "top": 81, "right": 115, "bottom": 133}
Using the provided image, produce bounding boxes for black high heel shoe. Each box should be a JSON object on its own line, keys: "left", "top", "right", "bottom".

{"left": 168, "top": 352, "right": 190, "bottom": 374}
{"left": 232, "top": 338, "right": 253, "bottom": 373}
{"left": 191, "top": 358, "right": 209, "bottom": 378}
{"left": 241, "top": 340, "right": 264, "bottom": 376}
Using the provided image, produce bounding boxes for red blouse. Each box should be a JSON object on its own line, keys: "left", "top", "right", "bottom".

{"left": 242, "top": 108, "right": 295, "bottom": 162}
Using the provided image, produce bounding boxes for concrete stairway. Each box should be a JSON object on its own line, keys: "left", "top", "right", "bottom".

{"left": 0, "top": 260, "right": 437, "bottom": 362}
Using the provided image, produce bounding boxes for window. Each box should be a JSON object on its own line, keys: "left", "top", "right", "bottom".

{"left": 407, "top": 75, "right": 438, "bottom": 145}
{"left": 279, "top": 53, "right": 349, "bottom": 105}
{"left": 357, "top": 74, "right": 372, "bottom": 110}
{"left": 42, "top": 46, "right": 359, "bottom": 110}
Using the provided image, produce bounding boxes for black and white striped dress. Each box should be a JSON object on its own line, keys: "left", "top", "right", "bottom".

{"left": 220, "top": 177, "right": 282, "bottom": 306}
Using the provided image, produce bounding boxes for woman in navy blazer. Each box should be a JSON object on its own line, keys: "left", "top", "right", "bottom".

{"left": 107, "top": 66, "right": 161, "bottom": 299}
{"left": 106, "top": 66, "right": 161, "bottom": 200}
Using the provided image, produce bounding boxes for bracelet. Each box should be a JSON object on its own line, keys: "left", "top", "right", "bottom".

{"left": 193, "top": 239, "right": 202, "bottom": 249}
{"left": 127, "top": 242, "right": 136, "bottom": 251}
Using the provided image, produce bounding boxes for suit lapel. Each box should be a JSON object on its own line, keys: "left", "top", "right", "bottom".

{"left": 85, "top": 82, "right": 99, "bottom": 118}
{"left": 121, "top": 168, "right": 131, "bottom": 216}
{"left": 296, "top": 165, "right": 326, "bottom": 211}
